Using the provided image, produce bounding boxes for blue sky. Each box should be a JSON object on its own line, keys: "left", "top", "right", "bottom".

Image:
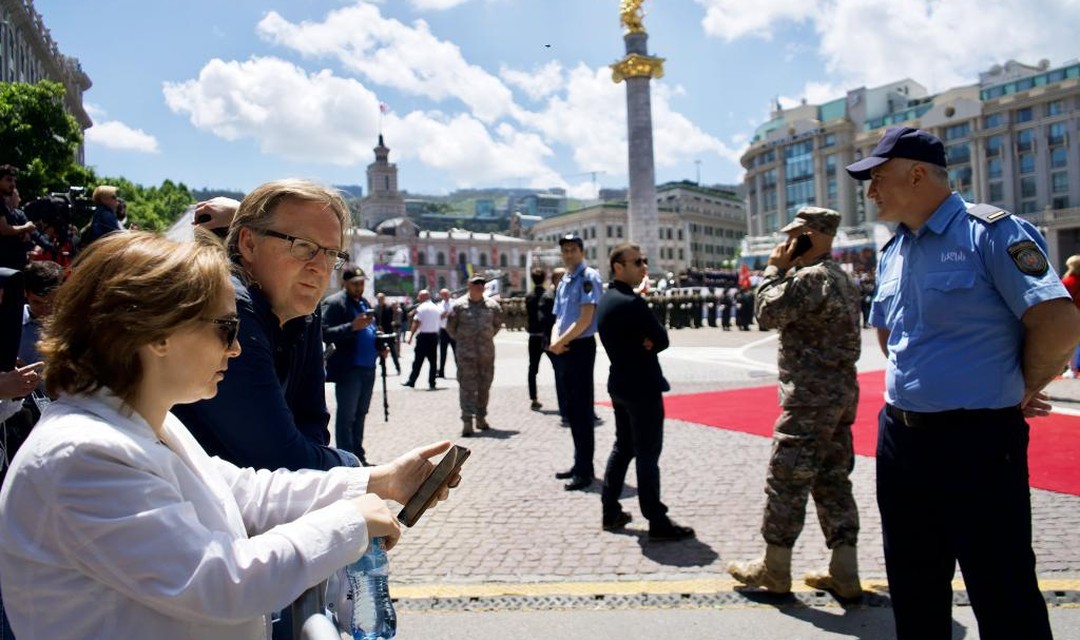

{"left": 33, "top": 0, "right": 1080, "bottom": 197}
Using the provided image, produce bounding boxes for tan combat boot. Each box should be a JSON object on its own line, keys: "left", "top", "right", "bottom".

{"left": 727, "top": 544, "right": 792, "bottom": 593}
{"left": 461, "top": 418, "right": 475, "bottom": 438}
{"left": 804, "top": 545, "right": 862, "bottom": 599}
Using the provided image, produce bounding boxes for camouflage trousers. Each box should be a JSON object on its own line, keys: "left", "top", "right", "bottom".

{"left": 457, "top": 355, "right": 494, "bottom": 421}
{"left": 761, "top": 394, "right": 860, "bottom": 549}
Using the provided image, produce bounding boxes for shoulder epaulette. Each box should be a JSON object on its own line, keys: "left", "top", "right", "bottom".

{"left": 966, "top": 203, "right": 1011, "bottom": 224}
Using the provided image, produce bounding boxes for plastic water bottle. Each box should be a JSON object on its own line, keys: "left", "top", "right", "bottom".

{"left": 347, "top": 536, "right": 397, "bottom": 640}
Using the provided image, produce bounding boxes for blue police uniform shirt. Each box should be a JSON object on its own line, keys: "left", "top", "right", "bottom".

{"left": 553, "top": 261, "right": 603, "bottom": 338}
{"left": 870, "top": 192, "right": 1070, "bottom": 412}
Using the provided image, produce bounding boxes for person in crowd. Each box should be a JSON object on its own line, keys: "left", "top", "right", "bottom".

{"left": 374, "top": 292, "right": 401, "bottom": 374}
{"left": 437, "top": 288, "right": 456, "bottom": 378}
{"left": 402, "top": 289, "right": 441, "bottom": 390}
{"left": 1, "top": 167, "right": 41, "bottom": 271}
{"left": 597, "top": 242, "right": 694, "bottom": 541}
{"left": 525, "top": 267, "right": 554, "bottom": 412}
{"left": 735, "top": 286, "right": 755, "bottom": 330}
{"left": 858, "top": 272, "right": 876, "bottom": 329}
{"left": 0, "top": 232, "right": 456, "bottom": 640}
{"left": 727, "top": 207, "right": 863, "bottom": 599}
{"left": 191, "top": 196, "right": 242, "bottom": 239}
{"left": 83, "top": 185, "right": 124, "bottom": 246}
{"left": 446, "top": 275, "right": 503, "bottom": 437}
{"left": 847, "top": 126, "right": 1080, "bottom": 639}
{"left": 19, "top": 260, "right": 64, "bottom": 366}
{"left": 1062, "top": 254, "right": 1080, "bottom": 377}
{"left": 321, "top": 265, "right": 378, "bottom": 466}
{"left": 175, "top": 179, "right": 361, "bottom": 470}
{"left": 546, "top": 266, "right": 568, "bottom": 424}
{"left": 720, "top": 287, "right": 734, "bottom": 330}
{"left": 549, "top": 233, "right": 603, "bottom": 492}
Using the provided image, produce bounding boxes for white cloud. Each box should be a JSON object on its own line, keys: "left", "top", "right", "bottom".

{"left": 410, "top": 0, "right": 471, "bottom": 9}
{"left": 162, "top": 57, "right": 381, "bottom": 165}
{"left": 696, "top": 0, "right": 818, "bottom": 41}
{"left": 85, "top": 120, "right": 161, "bottom": 154}
{"left": 500, "top": 61, "right": 565, "bottom": 102}
{"left": 698, "top": 0, "right": 1080, "bottom": 93}
{"left": 256, "top": 4, "right": 518, "bottom": 123}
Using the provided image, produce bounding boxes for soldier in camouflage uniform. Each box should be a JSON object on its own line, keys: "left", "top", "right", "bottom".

{"left": 446, "top": 275, "right": 504, "bottom": 436}
{"left": 727, "top": 207, "right": 863, "bottom": 599}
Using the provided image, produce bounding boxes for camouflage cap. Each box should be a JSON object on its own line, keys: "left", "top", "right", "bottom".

{"left": 780, "top": 206, "right": 841, "bottom": 236}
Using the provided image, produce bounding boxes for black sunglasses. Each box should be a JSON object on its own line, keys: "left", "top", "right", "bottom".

{"left": 206, "top": 317, "right": 240, "bottom": 347}
{"left": 621, "top": 257, "right": 648, "bottom": 267}
{"left": 259, "top": 228, "right": 350, "bottom": 270}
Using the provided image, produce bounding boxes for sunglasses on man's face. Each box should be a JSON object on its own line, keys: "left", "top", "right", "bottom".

{"left": 622, "top": 257, "right": 648, "bottom": 267}
{"left": 206, "top": 317, "right": 240, "bottom": 347}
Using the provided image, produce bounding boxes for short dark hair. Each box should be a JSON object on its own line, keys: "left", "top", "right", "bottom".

{"left": 0, "top": 164, "right": 18, "bottom": 179}
{"left": 23, "top": 260, "right": 64, "bottom": 296}
{"left": 608, "top": 242, "right": 641, "bottom": 273}
{"left": 530, "top": 267, "right": 546, "bottom": 286}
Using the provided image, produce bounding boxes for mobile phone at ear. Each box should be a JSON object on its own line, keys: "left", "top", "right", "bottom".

{"left": 396, "top": 445, "right": 470, "bottom": 527}
{"left": 791, "top": 233, "right": 813, "bottom": 258}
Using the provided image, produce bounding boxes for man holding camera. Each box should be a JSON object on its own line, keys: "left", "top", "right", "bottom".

{"left": 728, "top": 207, "right": 864, "bottom": 599}
{"left": 321, "top": 265, "right": 379, "bottom": 466}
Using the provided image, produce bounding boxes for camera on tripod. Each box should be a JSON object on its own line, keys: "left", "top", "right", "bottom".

{"left": 375, "top": 332, "right": 396, "bottom": 352}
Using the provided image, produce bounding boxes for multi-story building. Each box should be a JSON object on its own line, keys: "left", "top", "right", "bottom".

{"left": 741, "top": 59, "right": 1080, "bottom": 269}
{"left": 1, "top": 0, "right": 92, "bottom": 161}
{"left": 360, "top": 135, "right": 406, "bottom": 229}
{"left": 529, "top": 181, "right": 746, "bottom": 275}
{"left": 350, "top": 138, "right": 530, "bottom": 292}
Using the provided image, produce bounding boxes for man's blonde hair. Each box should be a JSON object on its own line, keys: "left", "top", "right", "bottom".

{"left": 225, "top": 179, "right": 349, "bottom": 264}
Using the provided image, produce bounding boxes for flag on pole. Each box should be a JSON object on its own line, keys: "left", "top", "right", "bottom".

{"left": 379, "top": 101, "right": 389, "bottom": 114}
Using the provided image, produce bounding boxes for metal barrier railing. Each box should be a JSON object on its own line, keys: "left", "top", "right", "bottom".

{"left": 291, "top": 580, "right": 339, "bottom": 640}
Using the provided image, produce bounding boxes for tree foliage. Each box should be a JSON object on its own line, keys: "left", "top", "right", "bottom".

{"left": 0, "top": 81, "right": 85, "bottom": 199}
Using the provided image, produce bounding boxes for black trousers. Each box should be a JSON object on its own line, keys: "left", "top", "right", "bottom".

{"left": 527, "top": 334, "right": 545, "bottom": 402}
{"left": 553, "top": 337, "right": 596, "bottom": 478}
{"left": 438, "top": 328, "right": 456, "bottom": 376}
{"left": 602, "top": 389, "right": 668, "bottom": 523}
{"left": 407, "top": 333, "right": 439, "bottom": 387}
{"left": 876, "top": 405, "right": 1052, "bottom": 640}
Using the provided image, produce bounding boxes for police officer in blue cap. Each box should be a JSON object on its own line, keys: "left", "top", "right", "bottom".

{"left": 549, "top": 233, "right": 604, "bottom": 491}
{"left": 848, "top": 126, "right": 1080, "bottom": 640}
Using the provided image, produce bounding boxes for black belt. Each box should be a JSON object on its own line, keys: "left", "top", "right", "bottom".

{"left": 885, "top": 404, "right": 1017, "bottom": 429}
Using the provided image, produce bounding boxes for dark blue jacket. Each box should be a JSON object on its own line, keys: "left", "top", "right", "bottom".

{"left": 321, "top": 288, "right": 377, "bottom": 382}
{"left": 174, "top": 275, "right": 353, "bottom": 471}
{"left": 596, "top": 280, "right": 670, "bottom": 397}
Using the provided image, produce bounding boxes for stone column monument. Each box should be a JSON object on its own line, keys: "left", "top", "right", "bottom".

{"left": 611, "top": 0, "right": 664, "bottom": 266}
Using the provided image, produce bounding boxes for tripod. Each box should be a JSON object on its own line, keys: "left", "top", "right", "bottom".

{"left": 378, "top": 349, "right": 389, "bottom": 422}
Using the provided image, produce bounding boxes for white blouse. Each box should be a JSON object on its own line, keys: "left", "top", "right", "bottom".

{"left": 0, "top": 391, "right": 371, "bottom": 639}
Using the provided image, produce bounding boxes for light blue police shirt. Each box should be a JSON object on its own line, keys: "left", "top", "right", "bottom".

{"left": 870, "top": 193, "right": 1070, "bottom": 412}
{"left": 553, "top": 261, "right": 604, "bottom": 338}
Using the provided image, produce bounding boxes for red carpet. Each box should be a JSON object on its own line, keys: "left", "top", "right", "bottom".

{"left": 653, "top": 371, "right": 1080, "bottom": 496}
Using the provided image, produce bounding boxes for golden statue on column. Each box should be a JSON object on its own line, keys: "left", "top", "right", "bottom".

{"left": 619, "top": 0, "right": 646, "bottom": 33}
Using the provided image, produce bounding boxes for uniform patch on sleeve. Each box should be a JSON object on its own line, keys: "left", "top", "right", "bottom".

{"left": 583, "top": 280, "right": 593, "bottom": 293}
{"left": 1006, "top": 240, "right": 1049, "bottom": 276}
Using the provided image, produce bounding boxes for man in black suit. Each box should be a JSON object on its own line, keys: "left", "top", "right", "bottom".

{"left": 321, "top": 265, "right": 379, "bottom": 465}
{"left": 596, "top": 242, "right": 694, "bottom": 542}
{"left": 374, "top": 292, "right": 401, "bottom": 374}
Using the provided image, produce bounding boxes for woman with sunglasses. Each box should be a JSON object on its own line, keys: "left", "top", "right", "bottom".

{"left": 0, "top": 233, "right": 453, "bottom": 639}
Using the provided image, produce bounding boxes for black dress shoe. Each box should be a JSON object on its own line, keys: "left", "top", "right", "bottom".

{"left": 648, "top": 521, "right": 696, "bottom": 542}
{"left": 602, "top": 511, "right": 632, "bottom": 531}
{"left": 554, "top": 469, "right": 575, "bottom": 480}
{"left": 563, "top": 476, "right": 593, "bottom": 492}
{"left": 401, "top": 381, "right": 415, "bottom": 388}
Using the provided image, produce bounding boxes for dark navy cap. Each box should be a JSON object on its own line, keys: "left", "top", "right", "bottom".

{"left": 845, "top": 126, "right": 947, "bottom": 181}
{"left": 558, "top": 233, "right": 584, "bottom": 249}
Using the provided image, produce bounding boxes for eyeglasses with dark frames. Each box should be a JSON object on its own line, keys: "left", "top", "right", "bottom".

{"left": 258, "top": 228, "right": 350, "bottom": 270}
{"left": 620, "top": 256, "right": 648, "bottom": 267}
{"left": 205, "top": 317, "right": 240, "bottom": 347}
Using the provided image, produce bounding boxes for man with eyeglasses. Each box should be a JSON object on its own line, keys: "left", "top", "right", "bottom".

{"left": 176, "top": 179, "right": 363, "bottom": 471}
{"left": 596, "top": 242, "right": 694, "bottom": 541}
{"left": 728, "top": 206, "right": 863, "bottom": 600}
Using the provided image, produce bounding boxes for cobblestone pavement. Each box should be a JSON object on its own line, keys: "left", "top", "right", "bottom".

{"left": 331, "top": 325, "right": 1080, "bottom": 590}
